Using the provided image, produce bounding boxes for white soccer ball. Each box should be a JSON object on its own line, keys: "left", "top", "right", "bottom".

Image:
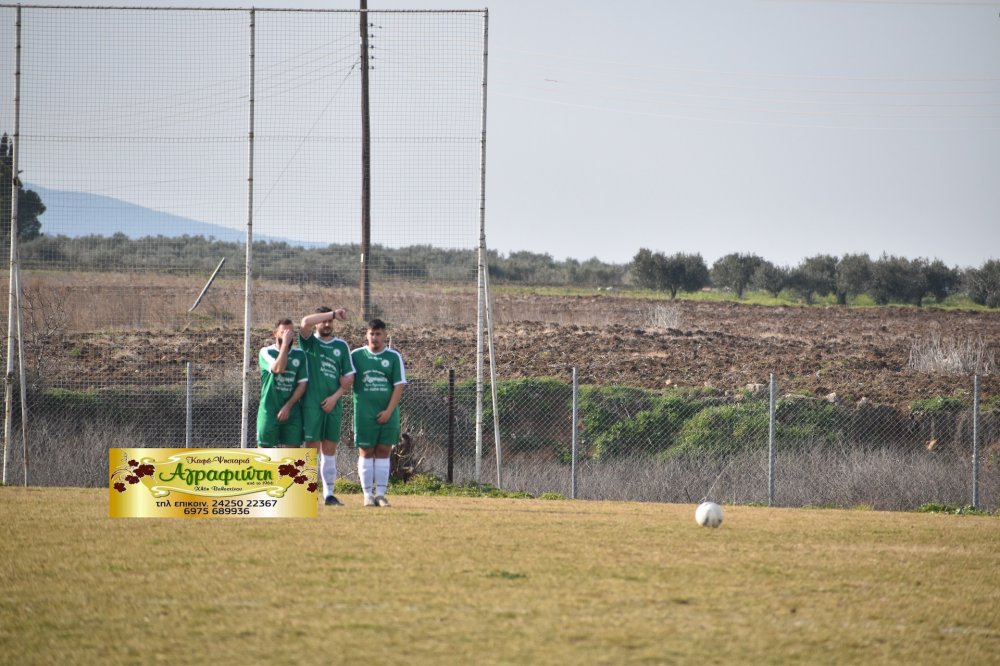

{"left": 695, "top": 501, "right": 723, "bottom": 528}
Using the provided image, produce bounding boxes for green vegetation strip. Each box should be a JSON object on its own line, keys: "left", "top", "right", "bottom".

{"left": 2, "top": 488, "right": 998, "bottom": 664}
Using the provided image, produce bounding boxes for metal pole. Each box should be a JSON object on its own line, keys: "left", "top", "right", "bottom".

{"left": 768, "top": 373, "right": 776, "bottom": 506}
{"left": 447, "top": 368, "right": 455, "bottom": 483}
{"left": 972, "top": 374, "right": 980, "bottom": 509}
{"left": 186, "top": 362, "right": 193, "bottom": 448}
{"left": 475, "top": 260, "right": 483, "bottom": 483}
{"left": 571, "top": 367, "right": 578, "bottom": 500}
{"left": 484, "top": 261, "right": 502, "bottom": 488}
{"left": 359, "top": 0, "right": 372, "bottom": 321}
{"left": 473, "top": 9, "right": 489, "bottom": 485}
{"left": 3, "top": 6, "right": 21, "bottom": 484}
{"left": 239, "top": 8, "right": 256, "bottom": 449}
{"left": 15, "top": 265, "right": 27, "bottom": 484}
{"left": 189, "top": 257, "right": 226, "bottom": 312}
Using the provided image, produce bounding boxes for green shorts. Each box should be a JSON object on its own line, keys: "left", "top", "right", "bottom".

{"left": 256, "top": 407, "right": 304, "bottom": 447}
{"left": 302, "top": 402, "right": 344, "bottom": 443}
{"left": 354, "top": 422, "right": 401, "bottom": 449}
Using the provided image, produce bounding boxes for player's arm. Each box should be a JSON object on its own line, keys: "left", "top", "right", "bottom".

{"left": 321, "top": 372, "right": 355, "bottom": 413}
{"left": 278, "top": 378, "right": 308, "bottom": 422}
{"left": 376, "top": 383, "right": 405, "bottom": 424}
{"left": 270, "top": 329, "right": 295, "bottom": 375}
{"left": 322, "top": 341, "right": 357, "bottom": 410}
{"left": 300, "top": 308, "right": 347, "bottom": 338}
{"left": 340, "top": 373, "right": 355, "bottom": 392}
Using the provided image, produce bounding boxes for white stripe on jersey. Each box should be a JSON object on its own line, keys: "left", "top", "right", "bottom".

{"left": 384, "top": 348, "right": 407, "bottom": 385}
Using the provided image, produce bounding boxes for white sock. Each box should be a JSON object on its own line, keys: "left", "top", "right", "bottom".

{"left": 374, "top": 458, "right": 390, "bottom": 496}
{"left": 358, "top": 457, "right": 374, "bottom": 497}
{"left": 320, "top": 452, "right": 337, "bottom": 497}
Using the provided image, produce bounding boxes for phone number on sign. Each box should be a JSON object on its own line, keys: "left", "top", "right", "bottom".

{"left": 181, "top": 498, "right": 279, "bottom": 515}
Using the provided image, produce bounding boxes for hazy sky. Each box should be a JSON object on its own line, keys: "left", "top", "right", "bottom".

{"left": 7, "top": 0, "right": 1000, "bottom": 268}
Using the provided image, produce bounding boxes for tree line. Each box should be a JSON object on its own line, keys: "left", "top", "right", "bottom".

{"left": 2, "top": 159, "right": 997, "bottom": 307}
{"left": 631, "top": 249, "right": 1000, "bottom": 308}
{"left": 17, "top": 233, "right": 613, "bottom": 287}
{"left": 13, "top": 231, "right": 997, "bottom": 308}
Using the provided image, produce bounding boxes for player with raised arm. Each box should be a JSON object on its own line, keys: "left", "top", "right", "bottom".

{"left": 351, "top": 319, "right": 406, "bottom": 507}
{"left": 257, "top": 319, "right": 308, "bottom": 448}
{"left": 299, "top": 306, "right": 355, "bottom": 506}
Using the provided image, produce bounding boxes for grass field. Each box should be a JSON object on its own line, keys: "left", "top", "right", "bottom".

{"left": 2, "top": 488, "right": 998, "bottom": 665}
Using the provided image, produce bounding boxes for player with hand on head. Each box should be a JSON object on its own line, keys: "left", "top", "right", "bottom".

{"left": 351, "top": 319, "right": 406, "bottom": 507}
{"left": 299, "top": 306, "right": 355, "bottom": 506}
{"left": 257, "top": 319, "right": 308, "bottom": 448}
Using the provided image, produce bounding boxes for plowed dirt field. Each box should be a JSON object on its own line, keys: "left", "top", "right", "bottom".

{"left": 47, "top": 290, "right": 999, "bottom": 406}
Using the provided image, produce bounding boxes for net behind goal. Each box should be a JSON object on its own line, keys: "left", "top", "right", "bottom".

{"left": 0, "top": 6, "right": 487, "bottom": 479}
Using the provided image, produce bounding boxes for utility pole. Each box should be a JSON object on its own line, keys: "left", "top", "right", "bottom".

{"left": 359, "top": 0, "right": 372, "bottom": 321}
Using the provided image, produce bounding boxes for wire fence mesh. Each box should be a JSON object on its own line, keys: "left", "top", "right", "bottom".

{"left": 393, "top": 375, "right": 996, "bottom": 512}
{"left": 2, "top": 353, "right": 996, "bottom": 511}
{"left": 0, "top": 5, "right": 486, "bottom": 477}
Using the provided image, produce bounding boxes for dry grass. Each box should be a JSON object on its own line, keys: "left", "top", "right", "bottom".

{"left": 909, "top": 332, "right": 996, "bottom": 375}
{"left": 9, "top": 271, "right": 664, "bottom": 332}
{"left": 1, "top": 488, "right": 998, "bottom": 665}
{"left": 10, "top": 271, "right": 484, "bottom": 332}
{"left": 645, "top": 302, "right": 682, "bottom": 329}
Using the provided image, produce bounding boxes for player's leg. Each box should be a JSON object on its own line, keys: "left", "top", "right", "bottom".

{"left": 319, "top": 440, "right": 342, "bottom": 505}
{"left": 256, "top": 409, "right": 280, "bottom": 448}
{"left": 319, "top": 406, "right": 344, "bottom": 505}
{"left": 356, "top": 442, "right": 377, "bottom": 506}
{"left": 277, "top": 408, "right": 304, "bottom": 448}
{"left": 372, "top": 423, "right": 400, "bottom": 507}
{"left": 355, "top": 419, "right": 380, "bottom": 506}
{"left": 302, "top": 402, "right": 322, "bottom": 453}
{"left": 303, "top": 403, "right": 338, "bottom": 504}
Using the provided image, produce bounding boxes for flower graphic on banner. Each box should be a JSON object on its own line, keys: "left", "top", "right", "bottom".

{"left": 110, "top": 455, "right": 156, "bottom": 493}
{"left": 279, "top": 458, "right": 318, "bottom": 493}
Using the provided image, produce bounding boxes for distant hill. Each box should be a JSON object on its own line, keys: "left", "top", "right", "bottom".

{"left": 29, "top": 185, "right": 318, "bottom": 246}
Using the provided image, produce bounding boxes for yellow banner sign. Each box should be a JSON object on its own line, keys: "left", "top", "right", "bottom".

{"left": 109, "top": 448, "right": 318, "bottom": 518}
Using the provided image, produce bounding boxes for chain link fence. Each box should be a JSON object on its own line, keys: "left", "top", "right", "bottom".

{"left": 3, "top": 360, "right": 996, "bottom": 512}
{"left": 392, "top": 373, "right": 996, "bottom": 512}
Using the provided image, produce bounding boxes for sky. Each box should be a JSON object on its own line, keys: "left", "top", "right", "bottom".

{"left": 3, "top": 0, "right": 999, "bottom": 269}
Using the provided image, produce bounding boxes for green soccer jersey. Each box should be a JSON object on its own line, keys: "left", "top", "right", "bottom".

{"left": 258, "top": 344, "right": 309, "bottom": 415}
{"left": 351, "top": 345, "right": 407, "bottom": 424}
{"left": 299, "top": 334, "right": 355, "bottom": 402}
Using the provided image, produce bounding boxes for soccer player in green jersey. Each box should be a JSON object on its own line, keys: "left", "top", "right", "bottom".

{"left": 351, "top": 318, "right": 406, "bottom": 507}
{"left": 299, "top": 306, "right": 355, "bottom": 506}
{"left": 257, "top": 319, "right": 308, "bottom": 447}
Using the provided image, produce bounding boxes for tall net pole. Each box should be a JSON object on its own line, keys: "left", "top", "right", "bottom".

{"left": 359, "top": 0, "right": 372, "bottom": 321}
{"left": 240, "top": 8, "right": 256, "bottom": 449}
{"left": 474, "top": 10, "right": 489, "bottom": 484}
{"left": 2, "top": 5, "right": 20, "bottom": 484}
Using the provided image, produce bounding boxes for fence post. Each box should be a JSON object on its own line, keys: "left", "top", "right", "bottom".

{"left": 448, "top": 369, "right": 455, "bottom": 484}
{"left": 972, "top": 374, "right": 980, "bottom": 509}
{"left": 571, "top": 367, "right": 578, "bottom": 500}
{"left": 768, "top": 373, "right": 776, "bottom": 507}
{"left": 186, "top": 362, "right": 193, "bottom": 448}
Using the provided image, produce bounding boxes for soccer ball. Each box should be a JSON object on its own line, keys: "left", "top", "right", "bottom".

{"left": 695, "top": 501, "right": 723, "bottom": 528}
